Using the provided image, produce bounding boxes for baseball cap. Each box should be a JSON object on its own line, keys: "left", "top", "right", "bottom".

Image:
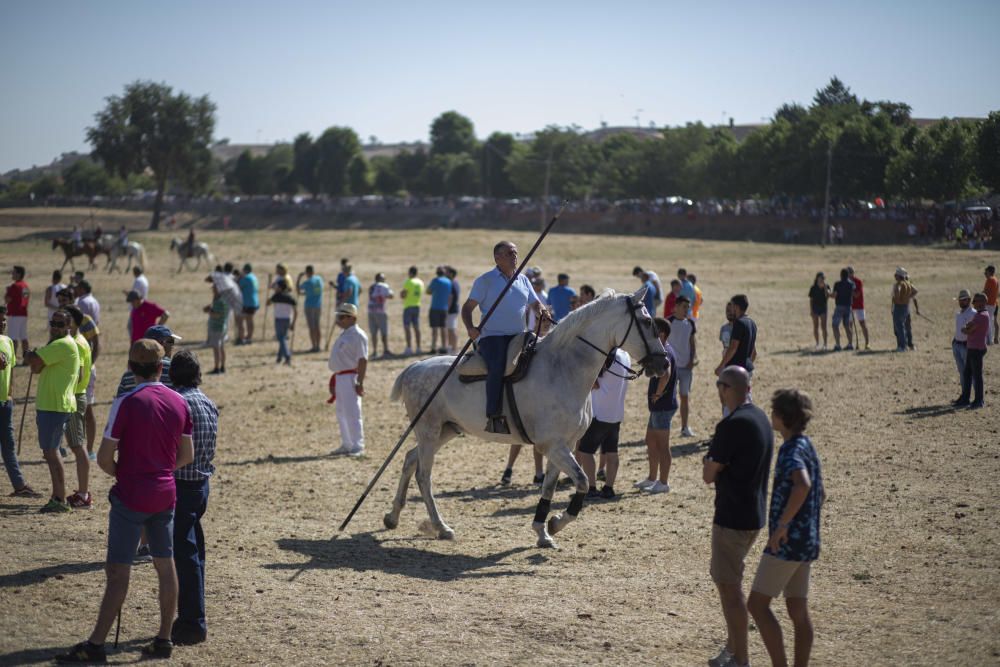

{"left": 144, "top": 324, "right": 182, "bottom": 341}
{"left": 126, "top": 290, "right": 140, "bottom": 301}
{"left": 336, "top": 303, "right": 358, "bottom": 317}
{"left": 129, "top": 338, "right": 164, "bottom": 364}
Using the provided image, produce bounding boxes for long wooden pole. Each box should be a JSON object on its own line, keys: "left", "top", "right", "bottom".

{"left": 17, "top": 370, "right": 33, "bottom": 456}
{"left": 339, "top": 203, "right": 567, "bottom": 532}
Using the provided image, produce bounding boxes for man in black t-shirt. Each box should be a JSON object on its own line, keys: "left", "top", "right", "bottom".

{"left": 830, "top": 268, "right": 855, "bottom": 351}
{"left": 702, "top": 365, "right": 774, "bottom": 667}
{"left": 716, "top": 294, "right": 757, "bottom": 382}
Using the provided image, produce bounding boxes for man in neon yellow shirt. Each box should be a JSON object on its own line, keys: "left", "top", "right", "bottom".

{"left": 1, "top": 306, "right": 39, "bottom": 497}
{"left": 64, "top": 305, "right": 94, "bottom": 509}
{"left": 25, "top": 309, "right": 80, "bottom": 513}
{"left": 400, "top": 266, "right": 424, "bottom": 355}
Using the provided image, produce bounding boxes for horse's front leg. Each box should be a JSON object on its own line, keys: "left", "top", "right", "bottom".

{"left": 544, "top": 444, "right": 588, "bottom": 539}
{"left": 532, "top": 457, "right": 562, "bottom": 548}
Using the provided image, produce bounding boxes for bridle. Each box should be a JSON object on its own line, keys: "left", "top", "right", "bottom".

{"left": 576, "top": 296, "right": 667, "bottom": 380}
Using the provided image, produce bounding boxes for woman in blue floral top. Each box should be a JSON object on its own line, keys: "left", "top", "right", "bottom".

{"left": 748, "top": 388, "right": 824, "bottom": 667}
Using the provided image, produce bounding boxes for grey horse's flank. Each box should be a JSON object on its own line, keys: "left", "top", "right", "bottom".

{"left": 170, "top": 237, "right": 214, "bottom": 272}
{"left": 385, "top": 287, "right": 668, "bottom": 548}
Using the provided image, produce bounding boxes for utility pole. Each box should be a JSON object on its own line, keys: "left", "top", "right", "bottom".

{"left": 821, "top": 140, "right": 832, "bottom": 248}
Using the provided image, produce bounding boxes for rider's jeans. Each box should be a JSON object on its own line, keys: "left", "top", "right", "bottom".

{"left": 478, "top": 334, "right": 515, "bottom": 417}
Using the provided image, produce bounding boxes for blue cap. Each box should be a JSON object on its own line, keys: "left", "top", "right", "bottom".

{"left": 144, "top": 324, "right": 182, "bottom": 341}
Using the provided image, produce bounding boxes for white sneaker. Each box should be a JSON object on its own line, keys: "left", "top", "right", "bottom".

{"left": 346, "top": 448, "right": 365, "bottom": 458}
{"left": 330, "top": 446, "right": 352, "bottom": 456}
{"left": 633, "top": 478, "right": 656, "bottom": 490}
{"left": 648, "top": 481, "right": 671, "bottom": 494}
{"left": 681, "top": 426, "right": 695, "bottom": 437}
{"left": 708, "top": 647, "right": 733, "bottom": 667}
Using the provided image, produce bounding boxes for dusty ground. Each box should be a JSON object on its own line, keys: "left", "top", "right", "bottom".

{"left": 0, "top": 209, "right": 997, "bottom": 666}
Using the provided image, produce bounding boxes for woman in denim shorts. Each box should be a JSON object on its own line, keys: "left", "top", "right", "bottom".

{"left": 635, "top": 317, "right": 678, "bottom": 494}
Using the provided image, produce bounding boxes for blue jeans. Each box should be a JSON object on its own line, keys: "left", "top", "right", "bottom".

{"left": 952, "top": 340, "right": 968, "bottom": 389}
{"left": 0, "top": 399, "right": 26, "bottom": 490}
{"left": 960, "top": 348, "right": 986, "bottom": 405}
{"left": 892, "top": 305, "right": 909, "bottom": 350}
{"left": 275, "top": 318, "right": 291, "bottom": 362}
{"left": 478, "top": 334, "right": 515, "bottom": 417}
{"left": 174, "top": 479, "right": 210, "bottom": 634}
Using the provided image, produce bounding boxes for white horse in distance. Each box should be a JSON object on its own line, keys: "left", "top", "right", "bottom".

{"left": 386, "top": 288, "right": 668, "bottom": 548}
{"left": 170, "top": 237, "right": 214, "bottom": 272}
{"left": 106, "top": 241, "right": 147, "bottom": 273}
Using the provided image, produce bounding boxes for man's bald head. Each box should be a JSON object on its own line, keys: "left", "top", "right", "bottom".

{"left": 719, "top": 365, "right": 751, "bottom": 394}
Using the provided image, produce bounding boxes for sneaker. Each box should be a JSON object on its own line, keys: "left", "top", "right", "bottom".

{"left": 56, "top": 640, "right": 107, "bottom": 664}
{"left": 586, "top": 487, "right": 600, "bottom": 499}
{"left": 647, "top": 481, "right": 671, "bottom": 494}
{"left": 596, "top": 469, "right": 606, "bottom": 481}
{"left": 134, "top": 544, "right": 153, "bottom": 564}
{"left": 67, "top": 491, "right": 93, "bottom": 509}
{"left": 40, "top": 498, "right": 72, "bottom": 513}
{"left": 9, "top": 485, "right": 42, "bottom": 498}
{"left": 708, "top": 647, "right": 733, "bottom": 667}
{"left": 533, "top": 473, "right": 545, "bottom": 485}
{"left": 403, "top": 347, "right": 413, "bottom": 355}
{"left": 833, "top": 345, "right": 842, "bottom": 352}
{"left": 681, "top": 426, "right": 695, "bottom": 437}
{"left": 952, "top": 398, "right": 970, "bottom": 407}
{"left": 485, "top": 416, "right": 511, "bottom": 435}
{"left": 171, "top": 623, "right": 207, "bottom": 646}
{"left": 600, "top": 485, "right": 616, "bottom": 499}
{"left": 346, "top": 448, "right": 365, "bottom": 457}
{"left": 87, "top": 451, "right": 97, "bottom": 462}
{"left": 500, "top": 468, "right": 513, "bottom": 486}
{"left": 968, "top": 402, "right": 984, "bottom": 410}
{"left": 845, "top": 344, "right": 854, "bottom": 351}
{"left": 633, "top": 478, "right": 656, "bottom": 490}
{"left": 813, "top": 343, "right": 821, "bottom": 351}
{"left": 140, "top": 637, "right": 173, "bottom": 659}
{"left": 330, "top": 446, "right": 352, "bottom": 456}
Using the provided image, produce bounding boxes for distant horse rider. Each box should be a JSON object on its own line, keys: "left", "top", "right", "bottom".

{"left": 118, "top": 225, "right": 128, "bottom": 250}
{"left": 186, "top": 228, "right": 196, "bottom": 259}
{"left": 71, "top": 225, "right": 83, "bottom": 251}
{"left": 462, "top": 240, "right": 547, "bottom": 434}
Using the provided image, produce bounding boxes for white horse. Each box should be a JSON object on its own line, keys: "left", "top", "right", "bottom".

{"left": 170, "top": 237, "right": 214, "bottom": 272}
{"left": 386, "top": 287, "right": 668, "bottom": 548}
{"left": 106, "top": 241, "right": 147, "bottom": 273}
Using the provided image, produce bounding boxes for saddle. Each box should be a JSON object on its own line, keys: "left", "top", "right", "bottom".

{"left": 458, "top": 332, "right": 537, "bottom": 384}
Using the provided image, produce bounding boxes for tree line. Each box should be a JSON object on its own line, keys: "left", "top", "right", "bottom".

{"left": 2, "top": 78, "right": 998, "bottom": 229}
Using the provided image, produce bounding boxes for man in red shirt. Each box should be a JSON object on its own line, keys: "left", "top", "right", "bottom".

{"left": 58, "top": 339, "right": 193, "bottom": 663}
{"left": 4, "top": 266, "right": 30, "bottom": 358}
{"left": 127, "top": 291, "right": 169, "bottom": 344}
{"left": 955, "top": 293, "right": 991, "bottom": 409}
{"left": 847, "top": 267, "right": 869, "bottom": 349}
{"left": 984, "top": 265, "right": 998, "bottom": 345}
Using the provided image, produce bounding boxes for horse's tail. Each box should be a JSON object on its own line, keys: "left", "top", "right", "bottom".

{"left": 138, "top": 244, "right": 148, "bottom": 269}
{"left": 389, "top": 366, "right": 410, "bottom": 403}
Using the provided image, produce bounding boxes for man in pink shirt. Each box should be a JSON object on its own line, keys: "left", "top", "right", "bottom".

{"left": 954, "top": 293, "right": 990, "bottom": 410}
{"left": 126, "top": 290, "right": 169, "bottom": 344}
{"left": 58, "top": 339, "right": 193, "bottom": 664}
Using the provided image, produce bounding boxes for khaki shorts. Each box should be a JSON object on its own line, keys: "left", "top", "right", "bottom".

{"left": 65, "top": 393, "right": 87, "bottom": 449}
{"left": 751, "top": 553, "right": 812, "bottom": 599}
{"left": 710, "top": 524, "right": 759, "bottom": 585}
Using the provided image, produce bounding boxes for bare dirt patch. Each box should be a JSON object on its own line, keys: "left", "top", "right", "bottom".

{"left": 0, "top": 217, "right": 997, "bottom": 665}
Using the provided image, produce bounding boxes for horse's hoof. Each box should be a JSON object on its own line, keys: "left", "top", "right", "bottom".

{"left": 537, "top": 535, "right": 557, "bottom": 549}
{"left": 437, "top": 526, "right": 455, "bottom": 540}
{"left": 548, "top": 514, "right": 565, "bottom": 535}
{"left": 383, "top": 513, "right": 398, "bottom": 530}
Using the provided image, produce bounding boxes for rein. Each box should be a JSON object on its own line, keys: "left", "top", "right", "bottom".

{"left": 575, "top": 296, "right": 666, "bottom": 380}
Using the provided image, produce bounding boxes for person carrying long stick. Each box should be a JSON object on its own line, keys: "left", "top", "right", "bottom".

{"left": 1, "top": 308, "right": 39, "bottom": 496}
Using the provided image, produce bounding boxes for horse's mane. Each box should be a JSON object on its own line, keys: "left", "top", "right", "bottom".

{"left": 539, "top": 290, "right": 623, "bottom": 350}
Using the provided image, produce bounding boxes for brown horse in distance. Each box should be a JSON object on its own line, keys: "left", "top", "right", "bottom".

{"left": 51, "top": 238, "right": 106, "bottom": 271}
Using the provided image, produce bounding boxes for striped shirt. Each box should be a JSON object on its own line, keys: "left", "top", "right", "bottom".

{"left": 116, "top": 358, "right": 172, "bottom": 397}
{"left": 173, "top": 386, "right": 218, "bottom": 482}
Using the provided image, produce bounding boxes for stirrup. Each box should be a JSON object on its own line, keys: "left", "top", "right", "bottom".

{"left": 485, "top": 416, "right": 511, "bottom": 434}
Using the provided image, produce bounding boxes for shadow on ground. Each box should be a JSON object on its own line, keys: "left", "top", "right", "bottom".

{"left": 896, "top": 403, "right": 962, "bottom": 420}
{"left": 0, "top": 560, "right": 104, "bottom": 588}
{"left": 267, "top": 533, "right": 532, "bottom": 582}
{"left": 0, "top": 639, "right": 147, "bottom": 666}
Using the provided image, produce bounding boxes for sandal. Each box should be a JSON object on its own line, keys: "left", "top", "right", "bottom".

{"left": 140, "top": 637, "right": 173, "bottom": 659}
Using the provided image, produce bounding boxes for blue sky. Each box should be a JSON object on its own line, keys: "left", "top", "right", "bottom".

{"left": 2, "top": 0, "right": 998, "bottom": 173}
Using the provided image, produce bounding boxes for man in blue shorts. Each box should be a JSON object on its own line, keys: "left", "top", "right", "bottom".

{"left": 830, "top": 268, "right": 855, "bottom": 351}
{"left": 427, "top": 266, "right": 452, "bottom": 353}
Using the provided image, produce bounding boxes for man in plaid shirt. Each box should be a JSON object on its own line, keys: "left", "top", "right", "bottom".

{"left": 168, "top": 350, "right": 218, "bottom": 645}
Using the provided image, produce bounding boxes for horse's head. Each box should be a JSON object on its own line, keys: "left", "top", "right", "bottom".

{"left": 52, "top": 238, "right": 61, "bottom": 249}
{"left": 169, "top": 238, "right": 179, "bottom": 250}
{"left": 617, "top": 287, "right": 668, "bottom": 378}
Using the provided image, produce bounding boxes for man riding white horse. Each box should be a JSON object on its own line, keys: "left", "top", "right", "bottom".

{"left": 461, "top": 240, "right": 547, "bottom": 435}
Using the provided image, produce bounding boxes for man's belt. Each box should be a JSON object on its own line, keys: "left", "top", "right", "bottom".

{"left": 327, "top": 369, "right": 358, "bottom": 404}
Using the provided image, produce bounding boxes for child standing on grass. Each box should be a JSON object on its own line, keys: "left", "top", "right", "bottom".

{"left": 204, "top": 284, "right": 229, "bottom": 374}
{"left": 747, "top": 388, "right": 825, "bottom": 667}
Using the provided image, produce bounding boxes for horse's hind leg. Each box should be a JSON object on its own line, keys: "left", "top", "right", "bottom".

{"left": 543, "top": 444, "right": 589, "bottom": 538}
{"left": 413, "top": 425, "right": 454, "bottom": 539}
{"left": 384, "top": 446, "right": 419, "bottom": 529}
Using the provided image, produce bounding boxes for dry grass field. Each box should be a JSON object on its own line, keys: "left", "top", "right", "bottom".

{"left": 0, "top": 208, "right": 997, "bottom": 666}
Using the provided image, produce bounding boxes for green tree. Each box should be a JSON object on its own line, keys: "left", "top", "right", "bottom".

{"left": 887, "top": 119, "right": 978, "bottom": 201}
{"left": 393, "top": 149, "right": 429, "bottom": 193}
{"left": 430, "top": 111, "right": 477, "bottom": 156}
{"left": 87, "top": 80, "right": 216, "bottom": 229}
{"left": 347, "top": 155, "right": 372, "bottom": 195}
{"left": 62, "top": 158, "right": 114, "bottom": 197}
{"left": 507, "top": 126, "right": 599, "bottom": 199}
{"left": 293, "top": 133, "right": 320, "bottom": 197}
{"left": 482, "top": 132, "right": 518, "bottom": 197}
{"left": 813, "top": 76, "right": 858, "bottom": 109}
{"left": 976, "top": 111, "right": 1000, "bottom": 192}
{"left": 315, "top": 126, "right": 362, "bottom": 196}
{"left": 371, "top": 156, "right": 403, "bottom": 194}
{"left": 232, "top": 151, "right": 262, "bottom": 195}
